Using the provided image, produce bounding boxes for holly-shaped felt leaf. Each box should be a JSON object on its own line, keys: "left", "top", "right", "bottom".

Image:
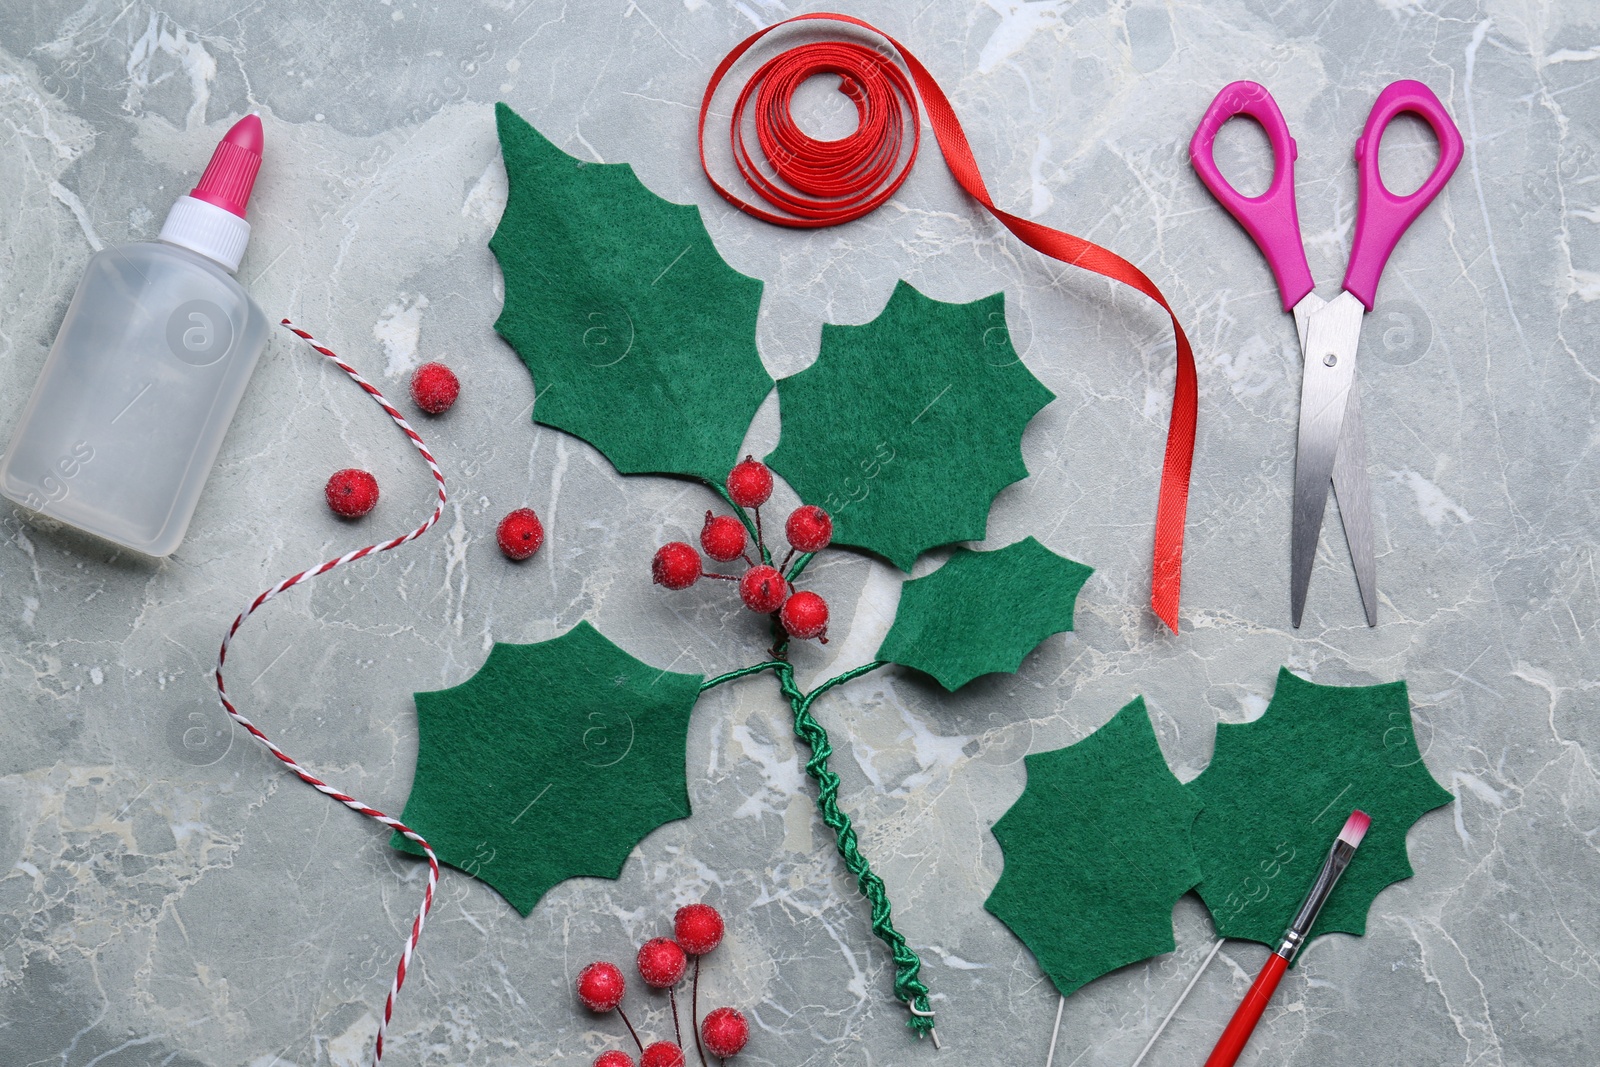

{"left": 491, "top": 103, "right": 772, "bottom": 484}
{"left": 986, "top": 698, "right": 1202, "bottom": 997}
{"left": 766, "top": 281, "right": 1055, "bottom": 569}
{"left": 876, "top": 537, "right": 1092, "bottom": 690}
{"left": 1187, "top": 668, "right": 1453, "bottom": 947}
{"left": 391, "top": 621, "right": 703, "bottom": 916}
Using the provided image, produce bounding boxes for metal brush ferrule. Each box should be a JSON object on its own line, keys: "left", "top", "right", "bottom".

{"left": 1276, "top": 839, "right": 1357, "bottom": 964}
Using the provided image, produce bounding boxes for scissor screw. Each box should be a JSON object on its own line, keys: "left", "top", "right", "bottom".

{"left": 1323, "top": 353, "right": 1338, "bottom": 367}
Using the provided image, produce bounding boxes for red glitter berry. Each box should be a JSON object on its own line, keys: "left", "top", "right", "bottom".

{"left": 725, "top": 456, "right": 773, "bottom": 508}
{"left": 652, "top": 543, "right": 702, "bottom": 590}
{"left": 409, "top": 361, "right": 460, "bottom": 414}
{"left": 497, "top": 508, "right": 544, "bottom": 560}
{"left": 780, "top": 591, "right": 829, "bottom": 641}
{"left": 739, "top": 565, "right": 788, "bottom": 614}
{"left": 785, "top": 505, "right": 832, "bottom": 553}
{"left": 325, "top": 468, "right": 379, "bottom": 518}
{"left": 640, "top": 1043, "right": 684, "bottom": 1067}
{"left": 636, "top": 937, "right": 687, "bottom": 988}
{"left": 576, "top": 961, "right": 626, "bottom": 1013}
{"left": 701, "top": 1007, "right": 750, "bottom": 1059}
{"left": 673, "top": 904, "right": 724, "bottom": 956}
{"left": 594, "top": 1052, "right": 635, "bottom": 1067}
{"left": 700, "top": 511, "right": 748, "bottom": 563}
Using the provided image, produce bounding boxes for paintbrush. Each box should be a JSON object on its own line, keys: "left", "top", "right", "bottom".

{"left": 1201, "top": 809, "right": 1371, "bottom": 1067}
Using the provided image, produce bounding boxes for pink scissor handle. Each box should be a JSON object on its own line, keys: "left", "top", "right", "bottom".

{"left": 1190, "top": 81, "right": 1314, "bottom": 312}
{"left": 1344, "top": 80, "right": 1463, "bottom": 309}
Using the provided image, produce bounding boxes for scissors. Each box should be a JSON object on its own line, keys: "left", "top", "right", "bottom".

{"left": 1190, "top": 80, "right": 1463, "bottom": 627}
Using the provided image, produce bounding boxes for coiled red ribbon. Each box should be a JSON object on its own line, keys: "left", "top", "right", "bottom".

{"left": 699, "top": 13, "right": 1198, "bottom": 631}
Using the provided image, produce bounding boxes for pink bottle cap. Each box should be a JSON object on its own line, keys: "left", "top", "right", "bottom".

{"left": 189, "top": 114, "right": 263, "bottom": 218}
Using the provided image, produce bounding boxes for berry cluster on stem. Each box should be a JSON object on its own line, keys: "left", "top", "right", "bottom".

{"left": 577, "top": 904, "right": 748, "bottom": 1067}
{"left": 648, "top": 460, "right": 938, "bottom": 1040}
{"left": 651, "top": 458, "right": 833, "bottom": 645}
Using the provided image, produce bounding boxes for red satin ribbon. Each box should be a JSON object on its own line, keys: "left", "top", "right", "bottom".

{"left": 698, "top": 13, "right": 1197, "bottom": 631}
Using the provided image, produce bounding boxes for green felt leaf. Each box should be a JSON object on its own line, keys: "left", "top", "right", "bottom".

{"left": 986, "top": 698, "right": 1203, "bottom": 998}
{"left": 876, "top": 537, "right": 1092, "bottom": 690}
{"left": 1187, "top": 668, "right": 1453, "bottom": 948}
{"left": 765, "top": 281, "right": 1055, "bottom": 570}
{"left": 490, "top": 103, "right": 772, "bottom": 484}
{"left": 391, "top": 621, "right": 703, "bottom": 916}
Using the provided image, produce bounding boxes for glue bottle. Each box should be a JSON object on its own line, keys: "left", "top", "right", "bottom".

{"left": 0, "top": 115, "right": 270, "bottom": 556}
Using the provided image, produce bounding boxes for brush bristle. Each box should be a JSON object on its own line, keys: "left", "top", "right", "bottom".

{"left": 1338, "top": 810, "right": 1372, "bottom": 848}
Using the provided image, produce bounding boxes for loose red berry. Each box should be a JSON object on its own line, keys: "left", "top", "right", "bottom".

{"left": 325, "top": 468, "right": 379, "bottom": 518}
{"left": 594, "top": 1052, "right": 634, "bottom": 1067}
{"left": 739, "top": 565, "right": 788, "bottom": 614}
{"left": 636, "top": 937, "right": 686, "bottom": 988}
{"left": 725, "top": 456, "right": 773, "bottom": 509}
{"left": 652, "top": 543, "right": 702, "bottom": 590}
{"left": 640, "top": 1042, "right": 684, "bottom": 1067}
{"left": 780, "top": 591, "right": 829, "bottom": 641}
{"left": 410, "top": 361, "right": 460, "bottom": 414}
{"left": 785, "top": 505, "right": 832, "bottom": 553}
{"left": 576, "top": 961, "right": 626, "bottom": 1013}
{"left": 700, "top": 511, "right": 747, "bottom": 563}
{"left": 673, "top": 904, "right": 724, "bottom": 956}
{"left": 497, "top": 507, "right": 544, "bottom": 560}
{"left": 701, "top": 1007, "right": 749, "bottom": 1058}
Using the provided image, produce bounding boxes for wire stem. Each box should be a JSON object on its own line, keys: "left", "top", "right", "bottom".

{"left": 1128, "top": 937, "right": 1225, "bottom": 1067}
{"left": 786, "top": 551, "right": 814, "bottom": 583}
{"left": 691, "top": 644, "right": 933, "bottom": 1037}
{"left": 692, "top": 957, "right": 707, "bottom": 1067}
{"left": 1044, "top": 995, "right": 1065, "bottom": 1067}
{"left": 699, "top": 661, "right": 783, "bottom": 693}
{"left": 772, "top": 659, "right": 934, "bottom": 1036}
{"left": 617, "top": 1007, "right": 644, "bottom": 1056}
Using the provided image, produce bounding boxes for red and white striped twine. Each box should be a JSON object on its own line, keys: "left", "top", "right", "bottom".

{"left": 214, "top": 319, "right": 449, "bottom": 1066}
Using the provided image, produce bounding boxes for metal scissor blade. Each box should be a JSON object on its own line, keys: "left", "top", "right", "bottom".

{"left": 1291, "top": 293, "right": 1325, "bottom": 351}
{"left": 1332, "top": 384, "right": 1378, "bottom": 626}
{"left": 1290, "top": 291, "right": 1365, "bottom": 627}
{"left": 1293, "top": 292, "right": 1378, "bottom": 627}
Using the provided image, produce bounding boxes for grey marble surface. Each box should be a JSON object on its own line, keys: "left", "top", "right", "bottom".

{"left": 1, "top": 1, "right": 1597, "bottom": 1064}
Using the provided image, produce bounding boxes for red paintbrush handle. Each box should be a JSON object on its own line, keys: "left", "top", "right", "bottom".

{"left": 1202, "top": 952, "right": 1289, "bottom": 1067}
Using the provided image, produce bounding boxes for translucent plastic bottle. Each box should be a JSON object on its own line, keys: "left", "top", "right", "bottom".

{"left": 0, "top": 116, "right": 269, "bottom": 556}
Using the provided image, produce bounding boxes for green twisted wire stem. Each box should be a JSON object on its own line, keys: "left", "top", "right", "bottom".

{"left": 699, "top": 661, "right": 782, "bottom": 692}
{"left": 775, "top": 660, "right": 936, "bottom": 1036}
{"left": 699, "top": 657, "right": 935, "bottom": 1035}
